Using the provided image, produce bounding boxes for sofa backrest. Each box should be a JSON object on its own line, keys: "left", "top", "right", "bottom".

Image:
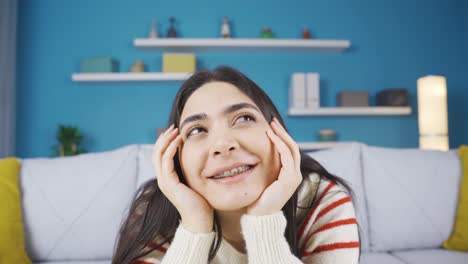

{"left": 26, "top": 142, "right": 457, "bottom": 260}
{"left": 19, "top": 145, "right": 138, "bottom": 262}
{"left": 307, "top": 142, "right": 370, "bottom": 252}
{"left": 361, "top": 145, "right": 461, "bottom": 252}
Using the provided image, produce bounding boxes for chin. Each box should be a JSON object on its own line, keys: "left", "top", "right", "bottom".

{"left": 209, "top": 188, "right": 263, "bottom": 211}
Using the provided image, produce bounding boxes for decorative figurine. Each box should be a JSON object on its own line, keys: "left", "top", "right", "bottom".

{"left": 317, "top": 129, "right": 337, "bottom": 142}
{"left": 167, "top": 17, "right": 177, "bottom": 38}
{"left": 149, "top": 19, "right": 158, "bottom": 39}
{"left": 261, "top": 27, "right": 273, "bottom": 38}
{"left": 130, "top": 60, "right": 145, "bottom": 72}
{"left": 221, "top": 16, "right": 231, "bottom": 38}
{"left": 302, "top": 28, "right": 311, "bottom": 39}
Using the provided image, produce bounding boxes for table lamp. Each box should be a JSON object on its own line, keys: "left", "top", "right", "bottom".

{"left": 417, "top": 75, "right": 449, "bottom": 151}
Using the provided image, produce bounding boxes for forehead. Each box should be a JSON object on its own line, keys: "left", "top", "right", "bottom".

{"left": 180, "top": 82, "right": 257, "bottom": 119}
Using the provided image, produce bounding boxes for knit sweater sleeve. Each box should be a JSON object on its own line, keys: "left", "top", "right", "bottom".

{"left": 241, "top": 212, "right": 303, "bottom": 264}
{"left": 134, "top": 223, "right": 215, "bottom": 264}
{"left": 297, "top": 180, "right": 360, "bottom": 263}
{"left": 241, "top": 179, "right": 360, "bottom": 264}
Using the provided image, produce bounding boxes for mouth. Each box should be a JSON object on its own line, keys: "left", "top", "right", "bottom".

{"left": 208, "top": 164, "right": 257, "bottom": 184}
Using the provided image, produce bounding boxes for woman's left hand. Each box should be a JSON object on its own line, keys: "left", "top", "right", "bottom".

{"left": 246, "top": 117, "right": 303, "bottom": 216}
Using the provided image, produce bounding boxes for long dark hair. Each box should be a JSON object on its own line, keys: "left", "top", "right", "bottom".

{"left": 112, "top": 66, "right": 361, "bottom": 263}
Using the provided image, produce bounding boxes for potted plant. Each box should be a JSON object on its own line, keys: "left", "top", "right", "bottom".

{"left": 51, "top": 125, "right": 86, "bottom": 157}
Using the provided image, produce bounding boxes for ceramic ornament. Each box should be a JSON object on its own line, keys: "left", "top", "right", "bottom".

{"left": 149, "top": 19, "right": 159, "bottom": 38}
{"left": 221, "top": 16, "right": 231, "bottom": 38}
{"left": 167, "top": 17, "right": 177, "bottom": 38}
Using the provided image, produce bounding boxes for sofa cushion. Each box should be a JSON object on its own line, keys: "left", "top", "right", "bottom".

{"left": 391, "top": 249, "right": 468, "bottom": 264}
{"left": 35, "top": 261, "right": 110, "bottom": 264}
{"left": 137, "top": 144, "right": 155, "bottom": 187}
{"left": 443, "top": 145, "right": 468, "bottom": 251}
{"left": 307, "top": 142, "right": 370, "bottom": 252}
{"left": 20, "top": 145, "right": 138, "bottom": 262}
{"left": 362, "top": 145, "right": 461, "bottom": 251}
{"left": 359, "top": 252, "right": 405, "bottom": 264}
{"left": 0, "top": 157, "right": 32, "bottom": 264}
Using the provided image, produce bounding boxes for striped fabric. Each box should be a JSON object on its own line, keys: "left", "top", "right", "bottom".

{"left": 135, "top": 173, "right": 360, "bottom": 263}
{"left": 297, "top": 175, "right": 360, "bottom": 262}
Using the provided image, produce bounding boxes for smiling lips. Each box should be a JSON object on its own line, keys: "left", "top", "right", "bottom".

{"left": 209, "top": 164, "right": 256, "bottom": 184}
{"left": 211, "top": 165, "right": 253, "bottom": 179}
{"left": 208, "top": 162, "right": 257, "bottom": 179}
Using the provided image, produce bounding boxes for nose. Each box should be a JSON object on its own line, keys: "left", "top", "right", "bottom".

{"left": 211, "top": 136, "right": 240, "bottom": 157}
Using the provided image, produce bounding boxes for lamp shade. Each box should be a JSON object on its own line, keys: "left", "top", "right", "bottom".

{"left": 417, "top": 75, "right": 449, "bottom": 151}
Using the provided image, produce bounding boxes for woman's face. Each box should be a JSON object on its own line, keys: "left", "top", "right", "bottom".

{"left": 178, "top": 81, "right": 280, "bottom": 211}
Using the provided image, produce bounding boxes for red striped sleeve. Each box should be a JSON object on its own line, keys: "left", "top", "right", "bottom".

{"left": 297, "top": 181, "right": 336, "bottom": 239}
{"left": 299, "top": 196, "right": 354, "bottom": 253}
{"left": 315, "top": 196, "right": 352, "bottom": 221}
{"left": 302, "top": 241, "right": 360, "bottom": 256}
{"left": 300, "top": 218, "right": 357, "bottom": 251}
{"left": 147, "top": 242, "right": 168, "bottom": 253}
{"left": 310, "top": 218, "right": 357, "bottom": 236}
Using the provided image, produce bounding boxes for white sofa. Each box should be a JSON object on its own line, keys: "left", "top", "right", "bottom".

{"left": 18, "top": 143, "right": 468, "bottom": 263}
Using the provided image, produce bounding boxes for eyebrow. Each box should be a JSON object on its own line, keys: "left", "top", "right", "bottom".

{"left": 179, "top": 102, "right": 260, "bottom": 131}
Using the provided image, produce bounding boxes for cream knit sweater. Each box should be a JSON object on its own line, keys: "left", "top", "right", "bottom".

{"left": 135, "top": 174, "right": 360, "bottom": 264}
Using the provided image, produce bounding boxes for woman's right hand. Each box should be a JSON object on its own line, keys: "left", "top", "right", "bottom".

{"left": 152, "top": 124, "right": 214, "bottom": 233}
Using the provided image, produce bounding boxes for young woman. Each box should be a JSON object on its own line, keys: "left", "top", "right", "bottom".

{"left": 112, "top": 66, "right": 361, "bottom": 264}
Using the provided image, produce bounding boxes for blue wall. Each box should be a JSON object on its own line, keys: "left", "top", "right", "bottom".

{"left": 16, "top": 0, "right": 468, "bottom": 158}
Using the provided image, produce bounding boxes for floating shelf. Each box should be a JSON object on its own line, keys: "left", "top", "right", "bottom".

{"left": 134, "top": 38, "right": 351, "bottom": 52}
{"left": 298, "top": 141, "right": 354, "bottom": 150}
{"left": 71, "top": 72, "right": 191, "bottom": 82}
{"left": 288, "top": 106, "right": 412, "bottom": 116}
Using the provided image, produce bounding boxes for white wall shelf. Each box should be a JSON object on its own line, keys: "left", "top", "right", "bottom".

{"left": 71, "top": 72, "right": 191, "bottom": 82}
{"left": 133, "top": 38, "right": 351, "bottom": 52}
{"left": 298, "top": 141, "right": 355, "bottom": 150}
{"left": 288, "top": 106, "right": 412, "bottom": 116}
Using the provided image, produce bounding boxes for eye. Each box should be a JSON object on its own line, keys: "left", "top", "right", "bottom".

{"left": 186, "top": 114, "right": 256, "bottom": 138}
{"left": 234, "top": 114, "right": 256, "bottom": 125}
{"left": 186, "top": 126, "right": 206, "bottom": 138}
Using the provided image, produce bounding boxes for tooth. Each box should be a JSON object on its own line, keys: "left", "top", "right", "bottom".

{"left": 213, "top": 165, "right": 251, "bottom": 179}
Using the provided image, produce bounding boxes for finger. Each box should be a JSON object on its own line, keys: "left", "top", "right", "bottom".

{"left": 271, "top": 118, "right": 301, "bottom": 170}
{"left": 160, "top": 134, "right": 183, "bottom": 184}
{"left": 272, "top": 118, "right": 299, "bottom": 157}
{"left": 164, "top": 124, "right": 175, "bottom": 134}
{"left": 266, "top": 128, "right": 294, "bottom": 173}
{"left": 267, "top": 129, "right": 302, "bottom": 190}
{"left": 158, "top": 134, "right": 183, "bottom": 192}
{"left": 155, "top": 127, "right": 178, "bottom": 153}
{"left": 153, "top": 128, "right": 179, "bottom": 173}
{"left": 155, "top": 124, "right": 175, "bottom": 145}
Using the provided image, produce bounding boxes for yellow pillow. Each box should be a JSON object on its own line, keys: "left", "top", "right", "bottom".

{"left": 0, "top": 157, "right": 32, "bottom": 263}
{"left": 444, "top": 145, "right": 468, "bottom": 251}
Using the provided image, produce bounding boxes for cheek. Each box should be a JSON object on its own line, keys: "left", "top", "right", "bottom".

{"left": 240, "top": 125, "right": 270, "bottom": 147}
{"left": 241, "top": 126, "right": 280, "bottom": 176}
{"left": 179, "top": 143, "right": 205, "bottom": 189}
